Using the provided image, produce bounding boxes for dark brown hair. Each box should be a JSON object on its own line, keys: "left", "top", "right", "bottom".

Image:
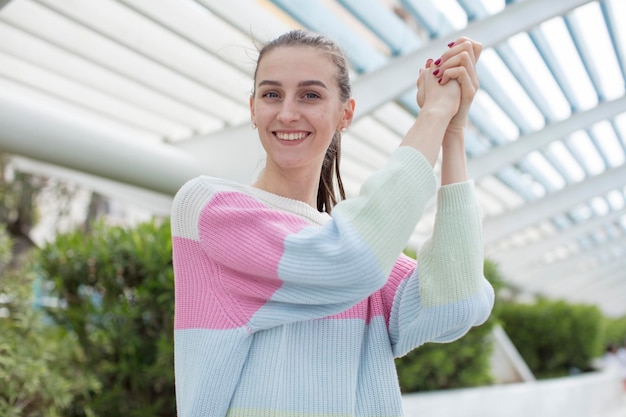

{"left": 252, "top": 30, "right": 351, "bottom": 214}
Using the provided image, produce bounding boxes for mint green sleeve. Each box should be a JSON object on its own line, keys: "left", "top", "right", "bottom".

{"left": 389, "top": 181, "right": 495, "bottom": 357}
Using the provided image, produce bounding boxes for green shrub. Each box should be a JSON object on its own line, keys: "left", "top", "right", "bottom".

{"left": 395, "top": 319, "right": 495, "bottom": 392}
{"left": 36, "top": 219, "right": 175, "bottom": 417}
{"left": 603, "top": 315, "right": 626, "bottom": 347}
{"left": 0, "top": 226, "right": 98, "bottom": 417}
{"left": 498, "top": 298, "right": 605, "bottom": 378}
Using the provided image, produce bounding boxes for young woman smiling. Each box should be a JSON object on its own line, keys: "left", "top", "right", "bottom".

{"left": 171, "top": 29, "right": 494, "bottom": 417}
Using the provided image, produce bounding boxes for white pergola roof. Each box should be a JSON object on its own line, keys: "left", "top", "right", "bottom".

{"left": 0, "top": 0, "right": 624, "bottom": 316}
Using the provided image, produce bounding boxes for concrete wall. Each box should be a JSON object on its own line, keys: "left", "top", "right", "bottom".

{"left": 489, "top": 325, "right": 535, "bottom": 384}
{"left": 402, "top": 370, "right": 625, "bottom": 417}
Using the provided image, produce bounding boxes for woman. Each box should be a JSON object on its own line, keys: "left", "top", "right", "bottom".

{"left": 171, "top": 29, "right": 494, "bottom": 417}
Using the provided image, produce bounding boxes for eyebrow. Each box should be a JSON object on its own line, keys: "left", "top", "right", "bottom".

{"left": 257, "top": 80, "right": 328, "bottom": 89}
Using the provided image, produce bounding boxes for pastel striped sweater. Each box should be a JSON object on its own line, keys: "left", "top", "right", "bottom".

{"left": 171, "top": 146, "right": 494, "bottom": 417}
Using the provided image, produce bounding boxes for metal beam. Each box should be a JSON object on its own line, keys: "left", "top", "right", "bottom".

{"left": 483, "top": 163, "right": 626, "bottom": 244}
{"left": 468, "top": 95, "right": 626, "bottom": 179}
{"left": 0, "top": 87, "right": 204, "bottom": 196}
{"left": 488, "top": 206, "right": 626, "bottom": 271}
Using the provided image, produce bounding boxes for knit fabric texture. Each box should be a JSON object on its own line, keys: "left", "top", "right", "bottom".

{"left": 171, "top": 146, "right": 495, "bottom": 417}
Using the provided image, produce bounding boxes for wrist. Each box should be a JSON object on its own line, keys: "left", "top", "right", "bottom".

{"left": 443, "top": 127, "right": 465, "bottom": 146}
{"left": 400, "top": 108, "right": 452, "bottom": 167}
{"left": 419, "top": 107, "right": 455, "bottom": 124}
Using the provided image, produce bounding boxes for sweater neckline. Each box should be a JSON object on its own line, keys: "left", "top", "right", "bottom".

{"left": 246, "top": 185, "right": 331, "bottom": 226}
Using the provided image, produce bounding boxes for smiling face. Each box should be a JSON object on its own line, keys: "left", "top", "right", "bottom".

{"left": 250, "top": 46, "right": 354, "bottom": 182}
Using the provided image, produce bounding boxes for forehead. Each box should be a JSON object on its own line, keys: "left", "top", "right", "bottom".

{"left": 256, "top": 46, "right": 338, "bottom": 84}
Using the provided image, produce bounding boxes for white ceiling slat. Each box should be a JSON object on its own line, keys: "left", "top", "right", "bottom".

{"left": 0, "top": 51, "right": 193, "bottom": 138}
{"left": 196, "top": 0, "right": 295, "bottom": 43}
{"left": 0, "top": 0, "right": 249, "bottom": 125}
{"left": 35, "top": 0, "right": 250, "bottom": 105}
{"left": 270, "top": 0, "right": 388, "bottom": 73}
{"left": 338, "top": 0, "right": 423, "bottom": 55}
{"left": 602, "top": 0, "right": 626, "bottom": 82}
{"left": 0, "top": 21, "right": 222, "bottom": 134}
{"left": 488, "top": 206, "right": 626, "bottom": 271}
{"left": 566, "top": 2, "right": 625, "bottom": 102}
{"left": 483, "top": 163, "right": 626, "bottom": 244}
{"left": 120, "top": 0, "right": 258, "bottom": 74}
{"left": 515, "top": 232, "right": 626, "bottom": 287}
{"left": 468, "top": 96, "right": 626, "bottom": 179}
{"left": 401, "top": 0, "right": 464, "bottom": 38}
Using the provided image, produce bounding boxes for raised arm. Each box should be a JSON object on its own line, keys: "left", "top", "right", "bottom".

{"left": 431, "top": 37, "right": 483, "bottom": 185}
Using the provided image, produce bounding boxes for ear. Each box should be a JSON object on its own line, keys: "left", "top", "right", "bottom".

{"left": 338, "top": 98, "right": 356, "bottom": 131}
{"left": 249, "top": 95, "right": 256, "bottom": 126}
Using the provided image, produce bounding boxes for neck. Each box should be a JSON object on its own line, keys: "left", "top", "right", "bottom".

{"left": 253, "top": 170, "right": 320, "bottom": 209}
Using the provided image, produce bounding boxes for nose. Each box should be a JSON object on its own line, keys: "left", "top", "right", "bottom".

{"left": 276, "top": 99, "right": 300, "bottom": 123}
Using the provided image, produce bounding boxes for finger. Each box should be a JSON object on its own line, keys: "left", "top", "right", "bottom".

{"left": 451, "top": 37, "right": 483, "bottom": 61}
{"left": 434, "top": 52, "right": 479, "bottom": 90}
{"left": 441, "top": 37, "right": 482, "bottom": 64}
{"left": 438, "top": 67, "right": 477, "bottom": 99}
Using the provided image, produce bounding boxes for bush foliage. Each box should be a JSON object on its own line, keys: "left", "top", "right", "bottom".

{"left": 498, "top": 298, "right": 605, "bottom": 378}
{"left": 603, "top": 315, "right": 626, "bottom": 347}
{"left": 36, "top": 220, "right": 175, "bottom": 417}
{"left": 0, "top": 226, "right": 98, "bottom": 417}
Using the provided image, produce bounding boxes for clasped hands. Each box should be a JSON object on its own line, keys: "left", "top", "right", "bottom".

{"left": 417, "top": 37, "right": 482, "bottom": 133}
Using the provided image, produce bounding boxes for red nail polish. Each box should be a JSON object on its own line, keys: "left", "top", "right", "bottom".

{"left": 448, "top": 42, "right": 455, "bottom": 48}
{"left": 438, "top": 78, "right": 442, "bottom": 84}
{"left": 434, "top": 58, "right": 441, "bottom": 66}
{"left": 433, "top": 69, "right": 440, "bottom": 76}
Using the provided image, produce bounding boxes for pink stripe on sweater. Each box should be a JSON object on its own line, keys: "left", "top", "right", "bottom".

{"left": 173, "top": 237, "right": 235, "bottom": 330}
{"left": 174, "top": 191, "right": 311, "bottom": 330}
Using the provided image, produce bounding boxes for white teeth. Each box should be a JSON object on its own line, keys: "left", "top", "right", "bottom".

{"left": 276, "top": 132, "right": 308, "bottom": 141}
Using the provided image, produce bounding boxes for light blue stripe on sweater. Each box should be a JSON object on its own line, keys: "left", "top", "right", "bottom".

{"left": 229, "top": 316, "right": 404, "bottom": 416}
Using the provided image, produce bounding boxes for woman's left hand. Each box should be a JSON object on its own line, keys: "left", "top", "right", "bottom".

{"left": 429, "top": 37, "right": 482, "bottom": 135}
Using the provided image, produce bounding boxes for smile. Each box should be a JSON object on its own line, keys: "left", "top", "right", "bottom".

{"left": 274, "top": 131, "right": 309, "bottom": 141}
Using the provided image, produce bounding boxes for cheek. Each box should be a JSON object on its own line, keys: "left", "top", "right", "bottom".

{"left": 254, "top": 105, "right": 274, "bottom": 125}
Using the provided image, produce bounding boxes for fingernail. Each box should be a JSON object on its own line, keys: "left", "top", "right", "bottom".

{"left": 447, "top": 42, "right": 455, "bottom": 48}
{"left": 433, "top": 69, "right": 440, "bottom": 76}
{"left": 434, "top": 58, "right": 442, "bottom": 66}
{"left": 438, "top": 78, "right": 442, "bottom": 84}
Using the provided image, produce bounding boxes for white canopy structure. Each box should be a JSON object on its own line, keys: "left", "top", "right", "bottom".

{"left": 0, "top": 0, "right": 624, "bottom": 316}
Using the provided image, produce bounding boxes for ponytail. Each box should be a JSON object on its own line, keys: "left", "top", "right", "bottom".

{"left": 317, "top": 131, "right": 346, "bottom": 214}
